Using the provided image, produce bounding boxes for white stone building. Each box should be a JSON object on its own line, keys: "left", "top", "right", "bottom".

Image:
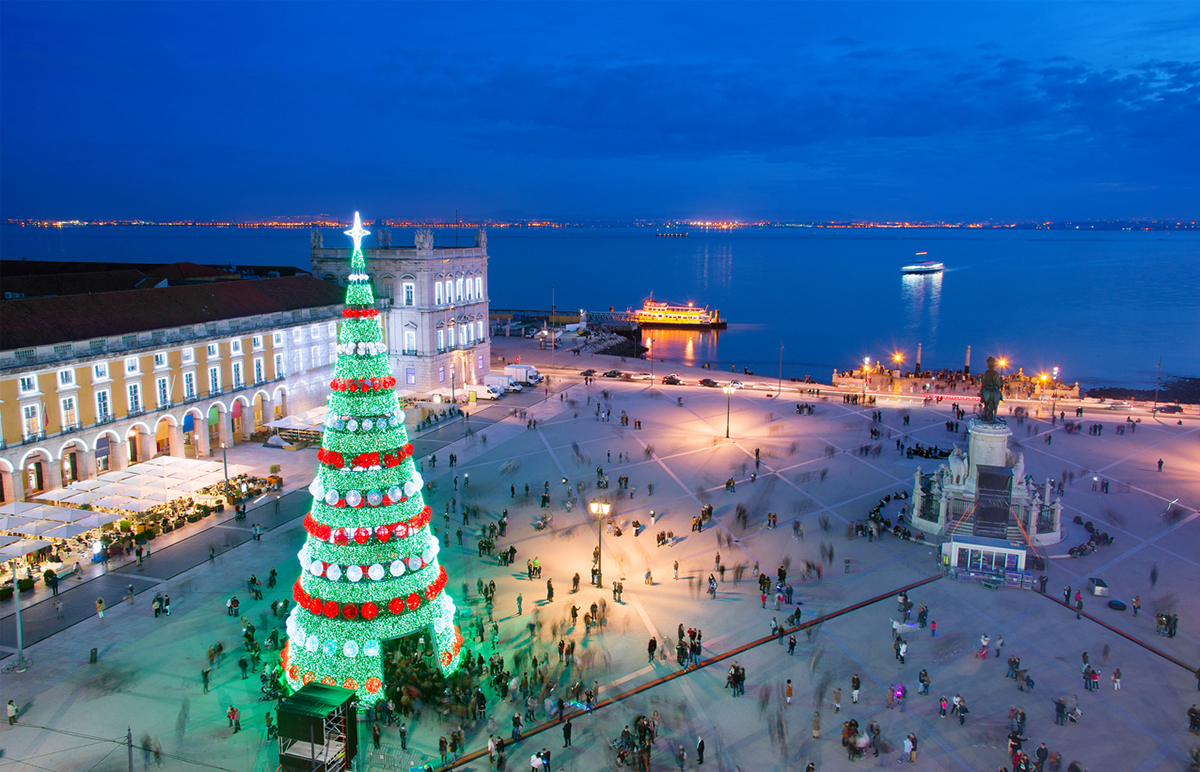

{"left": 309, "top": 226, "right": 491, "bottom": 396}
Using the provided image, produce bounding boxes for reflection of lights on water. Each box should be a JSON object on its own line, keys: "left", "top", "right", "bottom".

{"left": 901, "top": 272, "right": 942, "bottom": 339}
{"left": 642, "top": 329, "right": 717, "bottom": 366}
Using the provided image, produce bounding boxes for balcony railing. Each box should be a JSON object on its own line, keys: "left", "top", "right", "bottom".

{"left": 401, "top": 349, "right": 419, "bottom": 356}
{"left": 22, "top": 431, "right": 46, "bottom": 445}
{"left": 95, "top": 414, "right": 116, "bottom": 427}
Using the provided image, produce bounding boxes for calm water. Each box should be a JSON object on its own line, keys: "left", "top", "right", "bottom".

{"left": 3, "top": 224, "right": 1198, "bottom": 388}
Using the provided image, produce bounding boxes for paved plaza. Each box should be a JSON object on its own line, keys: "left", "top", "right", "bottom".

{"left": 2, "top": 340, "right": 1198, "bottom": 772}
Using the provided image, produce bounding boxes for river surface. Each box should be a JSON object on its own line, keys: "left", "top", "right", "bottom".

{"left": 3, "top": 224, "right": 1197, "bottom": 388}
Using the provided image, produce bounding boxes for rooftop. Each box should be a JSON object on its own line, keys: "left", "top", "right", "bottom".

{"left": 0, "top": 275, "right": 344, "bottom": 351}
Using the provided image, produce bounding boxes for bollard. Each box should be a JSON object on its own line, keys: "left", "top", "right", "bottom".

{"left": 90, "top": 647, "right": 98, "bottom": 664}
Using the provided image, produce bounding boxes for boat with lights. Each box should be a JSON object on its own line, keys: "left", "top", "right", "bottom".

{"left": 632, "top": 296, "right": 726, "bottom": 329}
{"left": 902, "top": 254, "right": 944, "bottom": 274}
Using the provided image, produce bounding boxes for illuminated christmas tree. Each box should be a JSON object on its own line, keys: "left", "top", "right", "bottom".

{"left": 282, "top": 212, "right": 462, "bottom": 700}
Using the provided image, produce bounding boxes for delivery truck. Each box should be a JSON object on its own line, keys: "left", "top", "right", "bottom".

{"left": 504, "top": 364, "right": 542, "bottom": 385}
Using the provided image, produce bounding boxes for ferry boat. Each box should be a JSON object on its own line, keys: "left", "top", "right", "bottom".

{"left": 632, "top": 297, "right": 726, "bottom": 329}
{"left": 655, "top": 229, "right": 689, "bottom": 237}
{"left": 902, "top": 257, "right": 944, "bottom": 274}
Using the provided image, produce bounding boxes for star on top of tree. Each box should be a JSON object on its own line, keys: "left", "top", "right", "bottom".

{"left": 344, "top": 211, "right": 371, "bottom": 251}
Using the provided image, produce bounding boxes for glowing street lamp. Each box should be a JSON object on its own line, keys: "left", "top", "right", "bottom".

{"left": 723, "top": 385, "right": 735, "bottom": 438}
{"left": 589, "top": 499, "right": 611, "bottom": 585}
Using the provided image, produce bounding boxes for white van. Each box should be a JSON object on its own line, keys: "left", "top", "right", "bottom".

{"left": 465, "top": 383, "right": 500, "bottom": 400}
{"left": 484, "top": 373, "right": 522, "bottom": 393}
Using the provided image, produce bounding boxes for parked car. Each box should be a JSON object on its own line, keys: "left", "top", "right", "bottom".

{"left": 728, "top": 380, "right": 745, "bottom": 389}
{"left": 628, "top": 371, "right": 653, "bottom": 380}
{"left": 661, "top": 374, "right": 682, "bottom": 385}
{"left": 580, "top": 369, "right": 597, "bottom": 377}
{"left": 1154, "top": 404, "right": 1183, "bottom": 414}
{"left": 699, "top": 378, "right": 719, "bottom": 388}
{"left": 1106, "top": 401, "right": 1133, "bottom": 410}
{"left": 602, "top": 370, "right": 622, "bottom": 378}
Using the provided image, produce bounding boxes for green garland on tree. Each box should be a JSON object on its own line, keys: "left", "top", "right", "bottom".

{"left": 282, "top": 212, "right": 462, "bottom": 699}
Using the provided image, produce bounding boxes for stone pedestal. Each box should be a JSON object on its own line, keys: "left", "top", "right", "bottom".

{"left": 967, "top": 418, "right": 1011, "bottom": 485}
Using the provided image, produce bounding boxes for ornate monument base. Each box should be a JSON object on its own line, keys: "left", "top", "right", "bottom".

{"left": 967, "top": 418, "right": 1011, "bottom": 484}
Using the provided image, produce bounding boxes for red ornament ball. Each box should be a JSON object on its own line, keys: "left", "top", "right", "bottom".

{"left": 366, "top": 677, "right": 383, "bottom": 694}
{"left": 342, "top": 603, "right": 358, "bottom": 620}
{"left": 301, "top": 672, "right": 315, "bottom": 685}
{"left": 388, "top": 597, "right": 404, "bottom": 615}
{"left": 320, "top": 676, "right": 336, "bottom": 686}
{"left": 343, "top": 678, "right": 358, "bottom": 691}
{"left": 407, "top": 593, "right": 421, "bottom": 610}
{"left": 361, "top": 602, "right": 378, "bottom": 620}
{"left": 440, "top": 651, "right": 453, "bottom": 667}
{"left": 323, "top": 600, "right": 340, "bottom": 618}
{"left": 353, "top": 527, "right": 370, "bottom": 544}
{"left": 376, "top": 525, "right": 392, "bottom": 542}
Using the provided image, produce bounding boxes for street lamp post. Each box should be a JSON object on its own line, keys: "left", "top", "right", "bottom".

{"left": 723, "top": 385, "right": 734, "bottom": 438}
{"left": 863, "top": 357, "right": 870, "bottom": 406}
{"left": 648, "top": 339, "right": 654, "bottom": 380}
{"left": 589, "top": 499, "right": 611, "bottom": 586}
{"left": 2, "top": 558, "right": 30, "bottom": 673}
{"left": 1051, "top": 366, "right": 1060, "bottom": 421}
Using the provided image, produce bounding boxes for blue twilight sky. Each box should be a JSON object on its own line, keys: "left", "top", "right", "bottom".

{"left": 1, "top": 1, "right": 1198, "bottom": 222}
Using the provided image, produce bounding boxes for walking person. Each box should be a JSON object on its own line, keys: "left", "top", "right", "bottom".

{"left": 812, "top": 711, "right": 820, "bottom": 739}
{"left": 96, "top": 596, "right": 106, "bottom": 619}
{"left": 563, "top": 718, "right": 572, "bottom": 747}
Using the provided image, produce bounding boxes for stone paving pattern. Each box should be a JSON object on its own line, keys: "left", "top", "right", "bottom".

{"left": 1, "top": 339, "right": 1197, "bottom": 772}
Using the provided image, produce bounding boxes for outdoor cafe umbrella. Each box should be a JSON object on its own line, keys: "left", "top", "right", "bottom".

{"left": 0, "top": 502, "right": 42, "bottom": 516}
{"left": 9, "top": 520, "right": 59, "bottom": 537}
{"left": 68, "top": 512, "right": 124, "bottom": 530}
{"left": 42, "top": 522, "right": 95, "bottom": 540}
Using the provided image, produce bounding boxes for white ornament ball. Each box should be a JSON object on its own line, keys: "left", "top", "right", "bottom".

{"left": 362, "top": 419, "right": 374, "bottom": 431}
{"left": 326, "top": 564, "right": 343, "bottom": 582}
{"left": 324, "top": 489, "right": 339, "bottom": 507}
{"left": 309, "top": 561, "right": 325, "bottom": 577}
{"left": 343, "top": 640, "right": 359, "bottom": 658}
{"left": 305, "top": 636, "right": 319, "bottom": 653}
{"left": 364, "top": 640, "right": 381, "bottom": 657}
{"left": 346, "top": 565, "right": 363, "bottom": 583}
{"left": 390, "top": 559, "right": 406, "bottom": 577}
{"left": 347, "top": 419, "right": 359, "bottom": 432}
{"left": 345, "top": 489, "right": 362, "bottom": 508}
{"left": 368, "top": 563, "right": 385, "bottom": 581}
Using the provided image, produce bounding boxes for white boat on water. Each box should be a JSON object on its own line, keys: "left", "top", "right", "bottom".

{"left": 902, "top": 260, "right": 944, "bottom": 274}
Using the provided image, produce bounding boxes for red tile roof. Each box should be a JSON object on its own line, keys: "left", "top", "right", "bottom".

{"left": 1, "top": 276, "right": 344, "bottom": 351}
{"left": 141, "top": 262, "right": 240, "bottom": 281}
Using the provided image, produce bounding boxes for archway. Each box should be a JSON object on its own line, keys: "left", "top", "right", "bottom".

{"left": 182, "top": 408, "right": 209, "bottom": 458}
{"left": 155, "top": 414, "right": 183, "bottom": 457}
{"left": 19, "top": 448, "right": 57, "bottom": 496}
{"left": 58, "top": 438, "right": 91, "bottom": 483}
{"left": 0, "top": 458, "right": 18, "bottom": 503}
{"left": 94, "top": 429, "right": 121, "bottom": 472}
{"left": 207, "top": 400, "right": 232, "bottom": 452}
{"left": 126, "top": 422, "right": 153, "bottom": 465}
{"left": 272, "top": 385, "right": 289, "bottom": 420}
{"left": 231, "top": 395, "right": 252, "bottom": 441}
{"left": 253, "top": 390, "right": 271, "bottom": 434}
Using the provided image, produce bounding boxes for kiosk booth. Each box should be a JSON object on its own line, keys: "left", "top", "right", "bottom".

{"left": 277, "top": 683, "right": 357, "bottom": 772}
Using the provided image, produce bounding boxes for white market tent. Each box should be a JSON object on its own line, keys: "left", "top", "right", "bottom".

{"left": 265, "top": 406, "right": 327, "bottom": 432}
{"left": 32, "top": 456, "right": 241, "bottom": 515}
